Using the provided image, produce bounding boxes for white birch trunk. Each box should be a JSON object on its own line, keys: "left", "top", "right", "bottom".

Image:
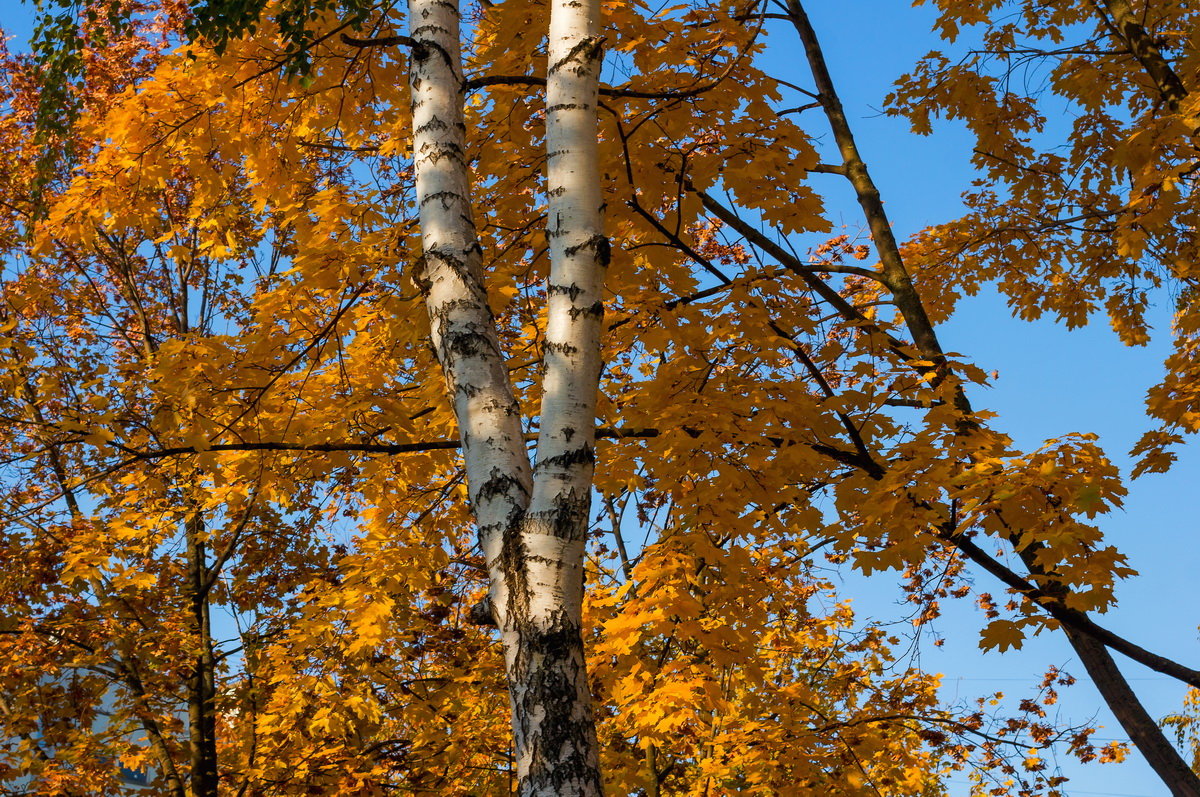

{"left": 407, "top": 0, "right": 531, "bottom": 638}
{"left": 505, "top": 0, "right": 607, "bottom": 792}
{"left": 407, "top": 0, "right": 606, "bottom": 794}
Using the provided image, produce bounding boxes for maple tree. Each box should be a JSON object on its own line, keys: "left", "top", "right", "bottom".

{"left": 4, "top": 0, "right": 1200, "bottom": 795}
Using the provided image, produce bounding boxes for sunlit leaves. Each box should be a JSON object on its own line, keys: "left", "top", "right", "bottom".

{"left": 890, "top": 0, "right": 1200, "bottom": 474}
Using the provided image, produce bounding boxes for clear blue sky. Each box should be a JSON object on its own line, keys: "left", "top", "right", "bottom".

{"left": 4, "top": 2, "right": 1197, "bottom": 794}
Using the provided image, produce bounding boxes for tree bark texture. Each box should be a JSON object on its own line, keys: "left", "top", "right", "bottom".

{"left": 407, "top": 0, "right": 532, "bottom": 632}
{"left": 407, "top": 0, "right": 605, "bottom": 793}
{"left": 1095, "top": 0, "right": 1188, "bottom": 110}
{"left": 186, "top": 512, "right": 219, "bottom": 797}
{"left": 505, "top": 0, "right": 607, "bottom": 792}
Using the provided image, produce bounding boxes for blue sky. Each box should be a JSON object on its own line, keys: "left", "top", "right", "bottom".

{"left": 4, "top": 1, "right": 1198, "bottom": 794}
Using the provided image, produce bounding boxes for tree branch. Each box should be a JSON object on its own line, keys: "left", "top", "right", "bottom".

{"left": 1090, "top": 0, "right": 1188, "bottom": 110}
{"left": 943, "top": 530, "right": 1200, "bottom": 689}
{"left": 340, "top": 32, "right": 420, "bottom": 49}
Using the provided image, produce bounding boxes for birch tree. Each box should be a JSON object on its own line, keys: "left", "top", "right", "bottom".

{"left": 407, "top": 0, "right": 606, "bottom": 791}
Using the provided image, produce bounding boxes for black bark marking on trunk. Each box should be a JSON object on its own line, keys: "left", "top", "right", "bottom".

{"left": 537, "top": 444, "right": 595, "bottom": 472}
{"left": 468, "top": 597, "right": 497, "bottom": 626}
{"left": 413, "top": 42, "right": 457, "bottom": 71}
{"left": 416, "top": 117, "right": 451, "bottom": 134}
{"left": 482, "top": 398, "right": 522, "bottom": 417}
{"left": 441, "top": 296, "right": 491, "bottom": 314}
{"left": 564, "top": 233, "right": 610, "bottom": 266}
{"left": 440, "top": 327, "right": 498, "bottom": 359}
{"left": 548, "top": 35, "right": 604, "bottom": 76}
{"left": 417, "top": 142, "right": 463, "bottom": 165}
{"left": 405, "top": 41, "right": 434, "bottom": 61}
{"left": 499, "top": 521, "right": 531, "bottom": 632}
{"left": 425, "top": 248, "right": 476, "bottom": 283}
{"left": 554, "top": 490, "right": 591, "bottom": 540}
{"left": 568, "top": 300, "right": 604, "bottom": 320}
{"left": 411, "top": 23, "right": 447, "bottom": 39}
{"left": 411, "top": 255, "right": 432, "bottom": 294}
{"left": 525, "top": 489, "right": 591, "bottom": 543}
{"left": 477, "top": 470, "right": 528, "bottom": 502}
{"left": 596, "top": 236, "right": 611, "bottom": 267}
{"left": 544, "top": 341, "right": 579, "bottom": 355}
{"left": 420, "top": 188, "right": 465, "bottom": 209}
{"left": 512, "top": 615, "right": 599, "bottom": 794}
{"left": 548, "top": 282, "right": 585, "bottom": 300}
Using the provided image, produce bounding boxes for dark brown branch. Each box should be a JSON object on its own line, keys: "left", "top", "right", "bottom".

{"left": 776, "top": 102, "right": 823, "bottom": 115}
{"left": 115, "top": 439, "right": 464, "bottom": 462}
{"left": 1091, "top": 0, "right": 1188, "bottom": 110}
{"left": 768, "top": 75, "right": 820, "bottom": 100}
{"left": 944, "top": 530, "right": 1200, "bottom": 690}
{"left": 340, "top": 32, "right": 419, "bottom": 49}
{"left": 466, "top": 74, "right": 729, "bottom": 100}
{"left": 783, "top": 5, "right": 1200, "bottom": 790}
{"left": 1065, "top": 629, "right": 1200, "bottom": 797}
{"left": 883, "top": 397, "right": 944, "bottom": 408}
{"left": 626, "top": 198, "right": 734, "bottom": 283}
{"left": 606, "top": 268, "right": 788, "bottom": 332}
{"left": 298, "top": 139, "right": 381, "bottom": 153}
{"left": 202, "top": 490, "right": 262, "bottom": 594}
{"left": 693, "top": 188, "right": 914, "bottom": 359}
{"left": 626, "top": 197, "right": 885, "bottom": 475}
{"left": 783, "top": 1, "right": 957, "bottom": 397}
{"left": 101, "top": 426, "right": 766, "bottom": 463}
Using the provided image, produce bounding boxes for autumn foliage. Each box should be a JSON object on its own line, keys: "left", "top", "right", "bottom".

{"left": 1, "top": 0, "right": 1198, "bottom": 794}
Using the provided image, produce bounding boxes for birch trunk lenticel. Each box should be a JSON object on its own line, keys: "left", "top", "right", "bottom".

{"left": 406, "top": 0, "right": 605, "bottom": 793}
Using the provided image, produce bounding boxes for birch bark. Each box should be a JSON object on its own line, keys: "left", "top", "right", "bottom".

{"left": 406, "top": 0, "right": 606, "bottom": 793}
{"left": 407, "top": 0, "right": 532, "bottom": 630}
{"left": 507, "top": 0, "right": 607, "bottom": 792}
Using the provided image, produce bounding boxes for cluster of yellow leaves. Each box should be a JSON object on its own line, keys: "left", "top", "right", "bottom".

{"left": 893, "top": 0, "right": 1200, "bottom": 476}
{"left": 586, "top": 523, "right": 952, "bottom": 795}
